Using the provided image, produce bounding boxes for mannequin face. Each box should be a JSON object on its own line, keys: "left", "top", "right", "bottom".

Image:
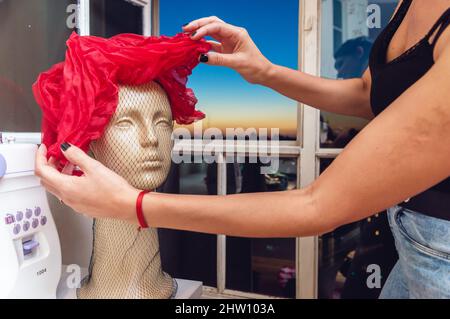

{"left": 91, "top": 82, "right": 173, "bottom": 190}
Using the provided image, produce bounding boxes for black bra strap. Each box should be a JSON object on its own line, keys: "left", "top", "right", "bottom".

{"left": 427, "top": 8, "right": 450, "bottom": 46}
{"left": 391, "top": 0, "right": 413, "bottom": 27}
{"left": 382, "top": 0, "right": 413, "bottom": 46}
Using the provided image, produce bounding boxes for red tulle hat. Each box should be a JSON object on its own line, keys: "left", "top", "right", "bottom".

{"left": 33, "top": 32, "right": 210, "bottom": 165}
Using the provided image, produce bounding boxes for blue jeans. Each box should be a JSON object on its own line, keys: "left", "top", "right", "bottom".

{"left": 380, "top": 206, "right": 450, "bottom": 299}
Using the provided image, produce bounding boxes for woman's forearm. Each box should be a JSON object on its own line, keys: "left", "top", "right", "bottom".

{"left": 186, "top": 18, "right": 373, "bottom": 119}
{"left": 262, "top": 64, "right": 374, "bottom": 119}
{"left": 138, "top": 47, "right": 450, "bottom": 238}
{"left": 139, "top": 187, "right": 327, "bottom": 238}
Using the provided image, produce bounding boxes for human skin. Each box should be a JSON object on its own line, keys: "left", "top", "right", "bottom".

{"left": 36, "top": 1, "right": 450, "bottom": 238}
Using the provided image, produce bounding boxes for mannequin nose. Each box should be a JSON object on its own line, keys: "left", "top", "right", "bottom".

{"left": 139, "top": 125, "right": 159, "bottom": 148}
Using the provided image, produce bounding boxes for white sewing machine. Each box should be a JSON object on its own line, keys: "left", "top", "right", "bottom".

{"left": 0, "top": 133, "right": 61, "bottom": 299}
{"left": 0, "top": 133, "right": 203, "bottom": 300}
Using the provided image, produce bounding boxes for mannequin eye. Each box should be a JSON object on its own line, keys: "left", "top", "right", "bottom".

{"left": 155, "top": 119, "right": 172, "bottom": 128}
{"left": 115, "top": 118, "right": 134, "bottom": 128}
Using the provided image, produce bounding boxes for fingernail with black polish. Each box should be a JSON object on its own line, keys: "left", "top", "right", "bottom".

{"left": 182, "top": 22, "right": 189, "bottom": 27}
{"left": 200, "top": 54, "right": 209, "bottom": 63}
{"left": 191, "top": 31, "right": 197, "bottom": 37}
{"left": 61, "top": 142, "right": 71, "bottom": 152}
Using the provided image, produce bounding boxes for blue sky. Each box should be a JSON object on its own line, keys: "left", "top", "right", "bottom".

{"left": 160, "top": 0, "right": 299, "bottom": 137}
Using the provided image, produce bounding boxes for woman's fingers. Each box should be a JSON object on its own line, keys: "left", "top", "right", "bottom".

{"left": 60, "top": 143, "right": 100, "bottom": 174}
{"left": 184, "top": 16, "right": 271, "bottom": 84}
{"left": 36, "top": 143, "right": 138, "bottom": 220}
{"left": 207, "top": 40, "right": 223, "bottom": 53}
{"left": 36, "top": 143, "right": 48, "bottom": 164}
{"left": 190, "top": 22, "right": 238, "bottom": 41}
{"left": 201, "top": 52, "right": 238, "bottom": 68}
{"left": 41, "top": 180, "right": 62, "bottom": 199}
{"left": 183, "top": 16, "right": 223, "bottom": 32}
{"left": 48, "top": 156, "right": 58, "bottom": 169}
{"left": 61, "top": 163, "right": 75, "bottom": 176}
{"left": 35, "top": 144, "right": 68, "bottom": 188}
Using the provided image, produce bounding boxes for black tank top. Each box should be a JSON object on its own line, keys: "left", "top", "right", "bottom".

{"left": 369, "top": 0, "right": 450, "bottom": 221}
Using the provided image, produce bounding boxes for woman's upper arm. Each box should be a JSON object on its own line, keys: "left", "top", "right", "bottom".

{"left": 311, "top": 41, "right": 450, "bottom": 232}
{"left": 357, "top": 67, "right": 374, "bottom": 119}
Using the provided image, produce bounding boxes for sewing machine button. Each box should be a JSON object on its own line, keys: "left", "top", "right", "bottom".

{"left": 25, "top": 209, "right": 33, "bottom": 219}
{"left": 13, "top": 224, "right": 21, "bottom": 235}
{"left": 40, "top": 216, "right": 47, "bottom": 226}
{"left": 23, "top": 221, "right": 30, "bottom": 232}
{"left": 5, "top": 214, "right": 15, "bottom": 225}
{"left": 16, "top": 211, "right": 24, "bottom": 222}
{"left": 32, "top": 218, "right": 39, "bottom": 229}
{"left": 34, "top": 207, "right": 41, "bottom": 217}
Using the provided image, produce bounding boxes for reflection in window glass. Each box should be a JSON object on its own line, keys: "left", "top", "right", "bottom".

{"left": 161, "top": 0, "right": 299, "bottom": 140}
{"left": 159, "top": 162, "right": 217, "bottom": 288}
{"left": 0, "top": 0, "right": 77, "bottom": 132}
{"left": 225, "top": 158, "right": 297, "bottom": 298}
{"left": 320, "top": 0, "right": 398, "bottom": 148}
{"left": 318, "top": 159, "right": 398, "bottom": 299}
{"left": 90, "top": 0, "right": 143, "bottom": 37}
{"left": 333, "top": 0, "right": 343, "bottom": 50}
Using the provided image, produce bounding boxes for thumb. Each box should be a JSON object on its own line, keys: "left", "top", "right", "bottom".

{"left": 60, "top": 143, "right": 97, "bottom": 173}
{"left": 200, "top": 52, "right": 238, "bottom": 68}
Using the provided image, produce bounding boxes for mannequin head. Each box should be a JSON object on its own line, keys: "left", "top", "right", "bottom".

{"left": 78, "top": 82, "right": 177, "bottom": 299}
{"left": 91, "top": 82, "right": 173, "bottom": 190}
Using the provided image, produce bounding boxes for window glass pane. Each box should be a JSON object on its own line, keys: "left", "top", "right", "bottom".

{"left": 225, "top": 158, "right": 297, "bottom": 298}
{"left": 159, "top": 162, "right": 217, "bottom": 288}
{"left": 320, "top": 0, "right": 399, "bottom": 148}
{"left": 90, "top": 0, "right": 143, "bottom": 37}
{"left": 318, "top": 159, "right": 398, "bottom": 299}
{"left": 0, "top": 0, "right": 77, "bottom": 132}
{"left": 161, "top": 0, "right": 299, "bottom": 141}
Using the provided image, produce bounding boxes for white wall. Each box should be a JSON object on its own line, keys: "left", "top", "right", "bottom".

{"left": 48, "top": 194, "right": 93, "bottom": 269}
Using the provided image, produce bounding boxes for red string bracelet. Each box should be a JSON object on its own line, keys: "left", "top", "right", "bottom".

{"left": 136, "top": 190, "right": 151, "bottom": 230}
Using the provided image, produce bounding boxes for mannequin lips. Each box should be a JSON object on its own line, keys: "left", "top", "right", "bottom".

{"left": 141, "top": 155, "right": 163, "bottom": 169}
{"left": 141, "top": 160, "right": 163, "bottom": 169}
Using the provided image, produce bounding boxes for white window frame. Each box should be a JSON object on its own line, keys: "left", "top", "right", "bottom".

{"left": 6, "top": 0, "right": 394, "bottom": 300}
{"left": 153, "top": 0, "right": 322, "bottom": 300}
{"left": 77, "top": 0, "right": 152, "bottom": 36}
{"left": 78, "top": 0, "right": 328, "bottom": 299}
{"left": 0, "top": 0, "right": 334, "bottom": 300}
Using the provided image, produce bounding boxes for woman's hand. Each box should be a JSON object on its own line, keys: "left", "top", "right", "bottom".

{"left": 184, "top": 16, "right": 274, "bottom": 84}
{"left": 35, "top": 143, "right": 140, "bottom": 223}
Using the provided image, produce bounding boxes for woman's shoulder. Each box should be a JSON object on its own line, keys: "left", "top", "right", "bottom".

{"left": 433, "top": 19, "right": 450, "bottom": 62}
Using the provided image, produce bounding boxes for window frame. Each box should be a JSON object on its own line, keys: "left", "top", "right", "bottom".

{"left": 77, "top": 0, "right": 152, "bottom": 36}
{"left": 153, "top": 0, "right": 319, "bottom": 300}
{"left": 0, "top": 0, "right": 324, "bottom": 300}
{"left": 78, "top": 0, "right": 325, "bottom": 299}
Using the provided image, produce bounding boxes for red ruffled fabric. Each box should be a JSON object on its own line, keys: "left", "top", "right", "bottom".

{"left": 33, "top": 32, "right": 210, "bottom": 165}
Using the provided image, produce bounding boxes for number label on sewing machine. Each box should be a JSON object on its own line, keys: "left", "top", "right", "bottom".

{"left": 37, "top": 268, "right": 47, "bottom": 277}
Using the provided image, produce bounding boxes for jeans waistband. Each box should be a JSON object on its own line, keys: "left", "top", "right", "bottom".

{"left": 399, "top": 189, "right": 450, "bottom": 221}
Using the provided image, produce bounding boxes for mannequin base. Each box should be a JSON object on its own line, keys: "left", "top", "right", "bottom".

{"left": 57, "top": 265, "right": 203, "bottom": 299}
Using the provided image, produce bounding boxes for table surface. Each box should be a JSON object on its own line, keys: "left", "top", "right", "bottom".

{"left": 57, "top": 266, "right": 203, "bottom": 299}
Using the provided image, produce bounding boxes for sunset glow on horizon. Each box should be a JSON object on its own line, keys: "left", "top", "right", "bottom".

{"left": 161, "top": 0, "right": 299, "bottom": 140}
